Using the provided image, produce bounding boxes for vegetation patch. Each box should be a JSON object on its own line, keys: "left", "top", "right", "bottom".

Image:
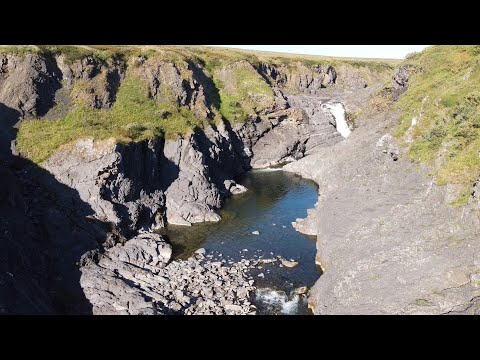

{"left": 394, "top": 46, "right": 480, "bottom": 200}
{"left": 415, "top": 298, "right": 433, "bottom": 306}
{"left": 213, "top": 64, "right": 275, "bottom": 123}
{"left": 17, "top": 72, "right": 207, "bottom": 163}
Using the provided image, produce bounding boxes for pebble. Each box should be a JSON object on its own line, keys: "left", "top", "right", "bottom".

{"left": 258, "top": 273, "right": 265, "bottom": 278}
{"left": 252, "top": 231, "right": 260, "bottom": 235}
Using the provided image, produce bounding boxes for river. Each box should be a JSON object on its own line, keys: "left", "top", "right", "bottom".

{"left": 159, "top": 169, "right": 321, "bottom": 314}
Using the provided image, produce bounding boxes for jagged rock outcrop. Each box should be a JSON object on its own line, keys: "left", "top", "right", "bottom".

{"left": 257, "top": 61, "right": 382, "bottom": 95}
{"left": 137, "top": 58, "right": 213, "bottom": 119}
{"left": 249, "top": 97, "right": 343, "bottom": 168}
{"left": 44, "top": 138, "right": 167, "bottom": 234}
{"left": 0, "top": 53, "right": 61, "bottom": 117}
{"left": 58, "top": 55, "right": 124, "bottom": 110}
{"left": 80, "top": 233, "right": 257, "bottom": 315}
{"left": 335, "top": 65, "right": 367, "bottom": 89}
{"left": 391, "top": 64, "right": 419, "bottom": 100}
{"left": 287, "top": 63, "right": 337, "bottom": 94}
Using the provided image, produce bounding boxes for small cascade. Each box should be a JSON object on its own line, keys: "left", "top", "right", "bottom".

{"left": 254, "top": 288, "right": 302, "bottom": 315}
{"left": 321, "top": 102, "right": 351, "bottom": 138}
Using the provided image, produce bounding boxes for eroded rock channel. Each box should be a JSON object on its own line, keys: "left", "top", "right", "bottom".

{"left": 1, "top": 46, "right": 406, "bottom": 315}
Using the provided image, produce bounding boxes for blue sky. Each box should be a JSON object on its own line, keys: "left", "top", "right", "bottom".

{"left": 216, "top": 45, "right": 430, "bottom": 59}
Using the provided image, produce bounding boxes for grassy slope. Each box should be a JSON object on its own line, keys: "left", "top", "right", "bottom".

{"left": 17, "top": 71, "right": 205, "bottom": 163}
{"left": 3, "top": 45, "right": 395, "bottom": 163}
{"left": 394, "top": 45, "right": 480, "bottom": 202}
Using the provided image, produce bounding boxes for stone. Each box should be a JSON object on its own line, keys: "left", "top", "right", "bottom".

{"left": 295, "top": 286, "right": 308, "bottom": 295}
{"left": 280, "top": 259, "right": 298, "bottom": 268}
{"left": 159, "top": 246, "right": 173, "bottom": 262}
{"left": 258, "top": 273, "right": 265, "bottom": 278}
{"left": 225, "top": 304, "right": 243, "bottom": 313}
{"left": 471, "top": 273, "right": 480, "bottom": 288}
{"left": 252, "top": 231, "right": 260, "bottom": 235}
{"left": 195, "top": 248, "right": 206, "bottom": 255}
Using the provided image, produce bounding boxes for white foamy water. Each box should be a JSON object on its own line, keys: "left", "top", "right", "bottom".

{"left": 255, "top": 288, "right": 300, "bottom": 315}
{"left": 321, "top": 102, "right": 351, "bottom": 138}
{"left": 253, "top": 167, "right": 284, "bottom": 172}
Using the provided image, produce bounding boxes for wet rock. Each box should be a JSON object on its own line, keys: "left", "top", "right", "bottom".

{"left": 224, "top": 179, "right": 248, "bottom": 195}
{"left": 295, "top": 286, "right": 308, "bottom": 295}
{"left": 195, "top": 248, "right": 206, "bottom": 255}
{"left": 280, "top": 259, "right": 298, "bottom": 268}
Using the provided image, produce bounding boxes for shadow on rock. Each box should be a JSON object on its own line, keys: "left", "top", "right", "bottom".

{"left": 0, "top": 103, "right": 20, "bottom": 159}
{"left": 0, "top": 155, "right": 110, "bottom": 314}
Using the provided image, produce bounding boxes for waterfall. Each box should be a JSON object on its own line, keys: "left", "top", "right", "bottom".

{"left": 321, "top": 102, "right": 351, "bottom": 138}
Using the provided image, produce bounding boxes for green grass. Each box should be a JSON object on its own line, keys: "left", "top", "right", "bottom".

{"left": 213, "top": 66, "right": 275, "bottom": 122}
{"left": 0, "top": 45, "right": 36, "bottom": 57}
{"left": 415, "top": 299, "right": 433, "bottom": 306}
{"left": 394, "top": 45, "right": 480, "bottom": 201}
{"left": 17, "top": 72, "right": 207, "bottom": 163}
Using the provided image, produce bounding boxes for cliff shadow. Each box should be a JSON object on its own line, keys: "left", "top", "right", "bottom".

{"left": 188, "top": 60, "right": 221, "bottom": 118}
{"left": 36, "top": 55, "right": 64, "bottom": 117}
{"left": 0, "top": 103, "right": 20, "bottom": 159}
{"left": 1, "top": 155, "right": 110, "bottom": 314}
{"left": 105, "top": 68, "right": 122, "bottom": 106}
{"left": 193, "top": 125, "right": 249, "bottom": 194}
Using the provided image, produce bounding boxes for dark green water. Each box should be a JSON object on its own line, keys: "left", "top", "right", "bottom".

{"left": 160, "top": 169, "right": 321, "bottom": 314}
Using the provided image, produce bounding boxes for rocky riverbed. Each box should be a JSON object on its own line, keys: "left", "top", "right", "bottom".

{"left": 80, "top": 232, "right": 306, "bottom": 315}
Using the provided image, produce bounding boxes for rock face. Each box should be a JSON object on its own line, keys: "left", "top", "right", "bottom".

{"left": 44, "top": 138, "right": 167, "bottom": 234}
{"left": 248, "top": 96, "right": 344, "bottom": 169}
{"left": 39, "top": 55, "right": 381, "bottom": 229}
{"left": 0, "top": 158, "right": 107, "bottom": 314}
{"left": 137, "top": 58, "right": 214, "bottom": 120}
{"left": 284, "top": 105, "right": 480, "bottom": 315}
{"left": 43, "top": 123, "right": 251, "bottom": 230}
{"left": 0, "top": 53, "right": 61, "bottom": 118}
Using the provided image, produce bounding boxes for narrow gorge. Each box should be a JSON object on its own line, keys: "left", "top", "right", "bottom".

{"left": 1, "top": 45, "right": 479, "bottom": 315}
